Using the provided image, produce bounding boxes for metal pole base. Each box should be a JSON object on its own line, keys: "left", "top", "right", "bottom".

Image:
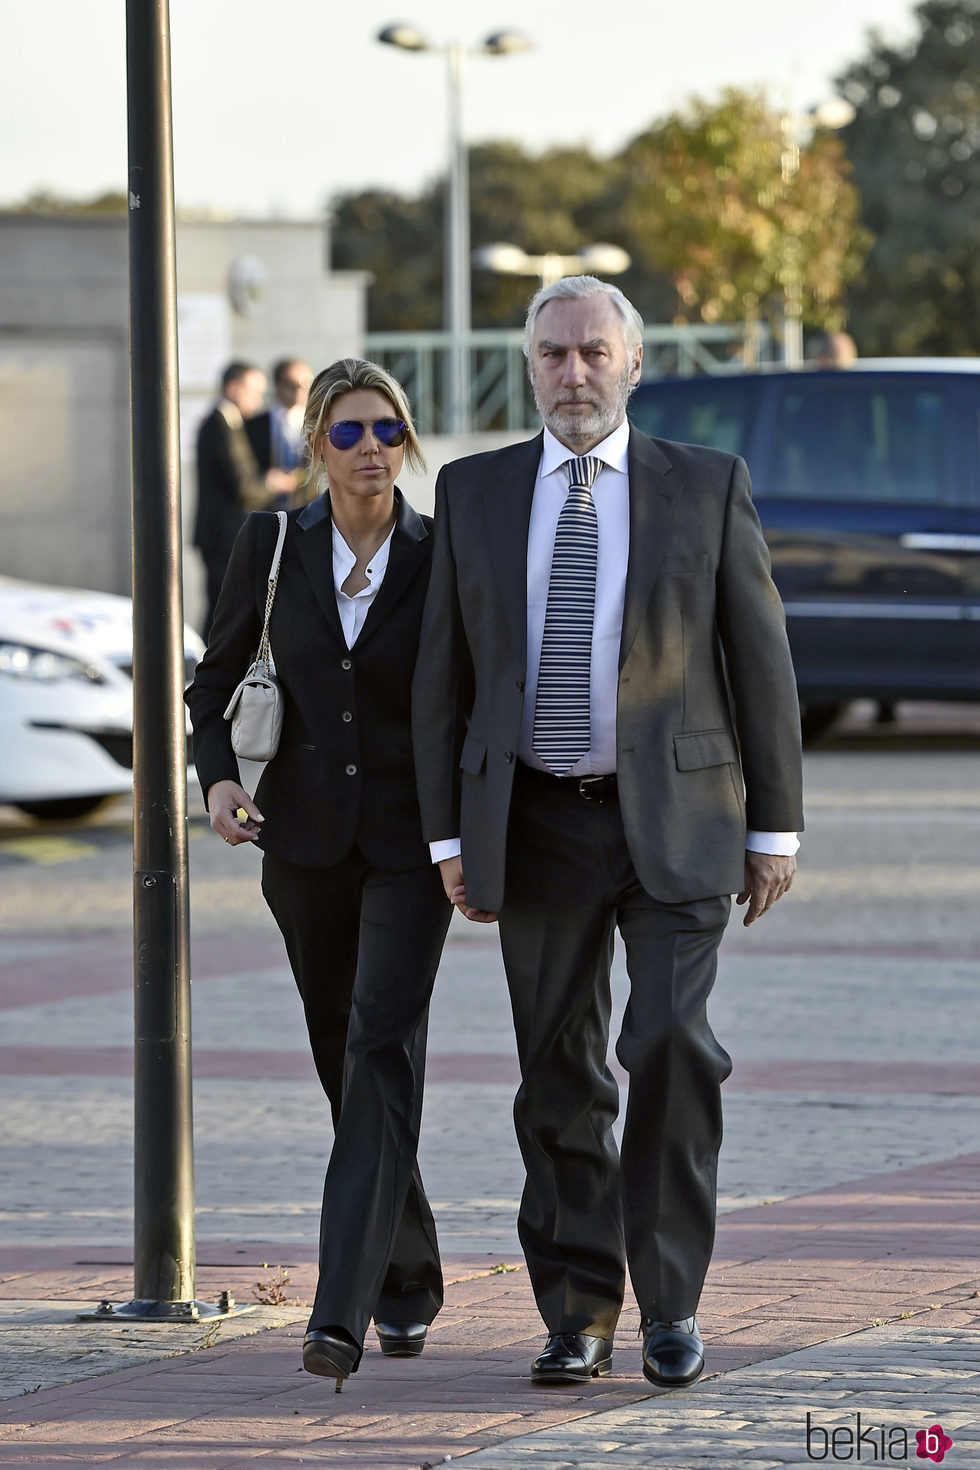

{"left": 77, "top": 1294, "right": 256, "bottom": 1322}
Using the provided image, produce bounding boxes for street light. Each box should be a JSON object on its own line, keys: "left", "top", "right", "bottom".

{"left": 378, "top": 24, "right": 533, "bottom": 434}
{"left": 473, "top": 241, "right": 631, "bottom": 290}
{"left": 779, "top": 97, "right": 856, "bottom": 369}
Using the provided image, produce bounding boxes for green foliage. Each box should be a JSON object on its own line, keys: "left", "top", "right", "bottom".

{"left": 331, "top": 91, "right": 868, "bottom": 336}
{"left": 8, "top": 189, "right": 128, "bottom": 215}
{"left": 601, "top": 89, "right": 869, "bottom": 331}
{"left": 331, "top": 186, "right": 443, "bottom": 331}
{"left": 470, "top": 142, "right": 617, "bottom": 328}
{"left": 836, "top": 0, "right": 980, "bottom": 353}
{"left": 331, "top": 142, "right": 617, "bottom": 331}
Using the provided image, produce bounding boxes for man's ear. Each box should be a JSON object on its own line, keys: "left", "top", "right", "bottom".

{"left": 629, "top": 346, "right": 643, "bottom": 384}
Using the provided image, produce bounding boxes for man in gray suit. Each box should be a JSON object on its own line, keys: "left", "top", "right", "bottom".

{"left": 412, "top": 277, "right": 803, "bottom": 1388}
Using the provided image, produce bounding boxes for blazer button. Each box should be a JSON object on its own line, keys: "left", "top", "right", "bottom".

{"left": 341, "top": 711, "right": 353, "bottom": 723}
{"left": 345, "top": 763, "right": 357, "bottom": 776}
{"left": 504, "top": 750, "right": 514, "bottom": 763}
{"left": 341, "top": 658, "right": 352, "bottom": 670}
{"left": 516, "top": 679, "right": 524, "bottom": 692}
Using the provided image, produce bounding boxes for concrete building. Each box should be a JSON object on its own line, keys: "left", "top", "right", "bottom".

{"left": 0, "top": 212, "right": 369, "bottom": 623}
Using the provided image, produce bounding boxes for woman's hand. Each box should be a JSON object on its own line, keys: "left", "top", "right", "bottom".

{"left": 437, "top": 856, "right": 498, "bottom": 924}
{"left": 207, "top": 779, "right": 264, "bottom": 845}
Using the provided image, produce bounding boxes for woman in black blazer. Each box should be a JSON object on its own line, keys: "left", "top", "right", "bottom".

{"left": 186, "top": 359, "right": 452, "bottom": 1388}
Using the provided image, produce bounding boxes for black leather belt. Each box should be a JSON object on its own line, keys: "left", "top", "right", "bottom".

{"left": 517, "top": 764, "right": 618, "bottom": 804}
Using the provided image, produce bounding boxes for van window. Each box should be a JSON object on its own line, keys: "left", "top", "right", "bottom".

{"left": 629, "top": 380, "right": 753, "bottom": 456}
{"left": 769, "top": 381, "right": 945, "bottom": 503}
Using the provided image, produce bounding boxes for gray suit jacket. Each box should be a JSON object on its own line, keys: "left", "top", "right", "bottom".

{"left": 412, "top": 425, "right": 804, "bottom": 911}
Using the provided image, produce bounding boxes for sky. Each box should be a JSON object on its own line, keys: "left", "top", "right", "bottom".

{"left": 2, "top": 0, "right": 921, "bottom": 219}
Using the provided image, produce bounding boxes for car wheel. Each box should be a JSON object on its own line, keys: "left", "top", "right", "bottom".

{"left": 13, "top": 794, "right": 119, "bottom": 822}
{"left": 799, "top": 701, "right": 848, "bottom": 745}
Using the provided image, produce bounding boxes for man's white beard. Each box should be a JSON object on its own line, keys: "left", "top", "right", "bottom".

{"left": 534, "top": 360, "right": 633, "bottom": 445}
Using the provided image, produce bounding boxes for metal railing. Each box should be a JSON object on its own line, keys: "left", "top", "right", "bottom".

{"left": 364, "top": 322, "right": 775, "bottom": 435}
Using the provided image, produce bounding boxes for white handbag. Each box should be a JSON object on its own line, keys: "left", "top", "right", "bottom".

{"left": 222, "top": 511, "right": 288, "bottom": 762}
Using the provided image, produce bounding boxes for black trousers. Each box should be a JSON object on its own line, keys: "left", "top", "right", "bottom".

{"left": 201, "top": 549, "right": 229, "bottom": 641}
{"left": 261, "top": 848, "right": 452, "bottom": 1348}
{"left": 498, "top": 764, "right": 732, "bottom": 1337}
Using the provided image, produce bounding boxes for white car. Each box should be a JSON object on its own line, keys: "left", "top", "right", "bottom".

{"left": 0, "top": 575, "right": 205, "bottom": 821}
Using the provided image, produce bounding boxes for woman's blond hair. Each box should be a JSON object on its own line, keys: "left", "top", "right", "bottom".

{"left": 301, "top": 358, "right": 425, "bottom": 495}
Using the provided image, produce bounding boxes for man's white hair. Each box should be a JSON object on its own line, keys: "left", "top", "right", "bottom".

{"left": 523, "top": 275, "right": 644, "bottom": 358}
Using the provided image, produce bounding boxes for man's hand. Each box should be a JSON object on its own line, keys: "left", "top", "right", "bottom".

{"left": 265, "top": 468, "right": 298, "bottom": 497}
{"left": 736, "top": 851, "right": 796, "bottom": 926}
{"left": 207, "top": 779, "right": 264, "bottom": 845}
{"left": 437, "top": 856, "right": 499, "bottom": 924}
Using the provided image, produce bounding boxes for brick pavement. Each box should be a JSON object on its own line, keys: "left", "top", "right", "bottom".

{"left": 0, "top": 1153, "right": 977, "bottom": 1465}
{"left": 2, "top": 747, "right": 979, "bottom": 1466}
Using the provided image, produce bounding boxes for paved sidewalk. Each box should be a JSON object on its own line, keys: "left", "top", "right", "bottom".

{"left": 1, "top": 749, "right": 979, "bottom": 1466}
{"left": 0, "top": 1152, "right": 977, "bottom": 1465}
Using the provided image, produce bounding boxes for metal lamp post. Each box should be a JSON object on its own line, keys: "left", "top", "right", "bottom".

{"left": 779, "top": 98, "right": 856, "bottom": 369}
{"left": 473, "top": 241, "right": 631, "bottom": 290}
{"left": 78, "top": 0, "right": 251, "bottom": 1327}
{"left": 377, "top": 25, "right": 532, "bottom": 435}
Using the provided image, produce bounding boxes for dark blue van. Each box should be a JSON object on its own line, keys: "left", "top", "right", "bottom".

{"left": 628, "top": 363, "right": 980, "bottom": 739}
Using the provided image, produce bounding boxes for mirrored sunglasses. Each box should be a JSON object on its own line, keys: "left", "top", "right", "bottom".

{"left": 327, "top": 418, "right": 408, "bottom": 450}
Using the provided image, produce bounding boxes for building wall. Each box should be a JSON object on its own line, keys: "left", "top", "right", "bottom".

{"left": 0, "top": 213, "right": 369, "bottom": 626}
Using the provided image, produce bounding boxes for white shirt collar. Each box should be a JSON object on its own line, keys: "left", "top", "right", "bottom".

{"left": 331, "top": 520, "right": 394, "bottom": 598}
{"left": 273, "top": 402, "right": 305, "bottom": 432}
{"left": 539, "top": 418, "right": 630, "bottom": 479}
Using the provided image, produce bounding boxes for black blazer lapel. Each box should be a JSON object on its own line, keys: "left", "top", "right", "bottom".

{"left": 620, "top": 428, "right": 681, "bottom": 669}
{"left": 353, "top": 491, "right": 429, "bottom": 649}
{"left": 479, "top": 434, "right": 542, "bottom": 668}
{"left": 294, "top": 492, "right": 348, "bottom": 647}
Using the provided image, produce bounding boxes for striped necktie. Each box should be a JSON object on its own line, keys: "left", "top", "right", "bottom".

{"left": 532, "top": 455, "right": 603, "bottom": 775}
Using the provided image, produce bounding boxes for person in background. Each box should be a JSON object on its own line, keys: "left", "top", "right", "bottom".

{"left": 246, "top": 357, "right": 315, "bottom": 508}
{"left": 807, "top": 330, "right": 858, "bottom": 368}
{"left": 193, "top": 361, "right": 297, "bottom": 636}
{"left": 186, "top": 358, "right": 452, "bottom": 1391}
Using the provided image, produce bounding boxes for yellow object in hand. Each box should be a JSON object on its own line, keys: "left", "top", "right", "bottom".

{"left": 235, "top": 807, "right": 248, "bottom": 822}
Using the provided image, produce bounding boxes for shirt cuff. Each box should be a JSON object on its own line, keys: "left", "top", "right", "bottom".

{"left": 746, "top": 831, "right": 800, "bottom": 856}
{"left": 429, "top": 838, "right": 462, "bottom": 863}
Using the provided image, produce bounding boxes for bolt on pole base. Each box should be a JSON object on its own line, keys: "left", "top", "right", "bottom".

{"left": 77, "top": 1292, "right": 256, "bottom": 1322}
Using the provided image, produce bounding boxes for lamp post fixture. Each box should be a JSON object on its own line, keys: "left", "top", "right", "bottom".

{"left": 378, "top": 25, "right": 532, "bottom": 435}
{"left": 473, "top": 241, "right": 632, "bottom": 290}
{"left": 779, "top": 97, "right": 856, "bottom": 369}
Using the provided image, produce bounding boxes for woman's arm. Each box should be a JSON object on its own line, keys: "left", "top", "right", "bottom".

{"left": 185, "top": 512, "right": 272, "bottom": 799}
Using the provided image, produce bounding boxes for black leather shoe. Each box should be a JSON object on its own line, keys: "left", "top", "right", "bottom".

{"left": 641, "top": 1316, "right": 704, "bottom": 1388}
{"left": 374, "top": 1321, "right": 428, "bottom": 1357}
{"left": 303, "top": 1328, "right": 360, "bottom": 1391}
{"left": 531, "top": 1332, "right": 614, "bottom": 1385}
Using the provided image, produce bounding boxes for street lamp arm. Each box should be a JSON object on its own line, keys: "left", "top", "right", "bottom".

{"left": 377, "top": 24, "right": 429, "bottom": 50}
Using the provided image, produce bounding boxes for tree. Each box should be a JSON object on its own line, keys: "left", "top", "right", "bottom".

{"left": 595, "top": 89, "right": 870, "bottom": 337}
{"left": 331, "top": 141, "right": 614, "bottom": 332}
{"left": 6, "top": 189, "right": 128, "bottom": 215}
{"left": 836, "top": 0, "right": 980, "bottom": 354}
{"left": 331, "top": 187, "right": 443, "bottom": 332}
{"left": 331, "top": 90, "right": 869, "bottom": 341}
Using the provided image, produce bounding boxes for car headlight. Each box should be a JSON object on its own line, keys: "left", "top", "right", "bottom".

{"left": 0, "top": 643, "right": 105, "bottom": 684}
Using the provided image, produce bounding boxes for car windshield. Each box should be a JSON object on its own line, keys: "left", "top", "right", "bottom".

{"left": 628, "top": 379, "right": 753, "bottom": 456}
{"left": 767, "top": 380, "right": 946, "bottom": 503}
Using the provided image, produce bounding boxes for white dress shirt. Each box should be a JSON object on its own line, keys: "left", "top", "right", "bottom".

{"left": 271, "top": 402, "right": 305, "bottom": 470}
{"left": 429, "top": 422, "right": 798, "bottom": 861}
{"left": 332, "top": 522, "right": 393, "bottom": 649}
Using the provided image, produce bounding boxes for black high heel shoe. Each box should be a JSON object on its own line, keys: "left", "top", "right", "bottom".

{"left": 303, "top": 1328, "right": 360, "bottom": 1392}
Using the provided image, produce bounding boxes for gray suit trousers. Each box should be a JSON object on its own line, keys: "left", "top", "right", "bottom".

{"left": 498, "top": 763, "right": 732, "bottom": 1335}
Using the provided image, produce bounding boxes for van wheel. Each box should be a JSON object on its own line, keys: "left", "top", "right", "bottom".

{"left": 14, "top": 794, "right": 118, "bottom": 821}
{"left": 799, "top": 701, "right": 847, "bottom": 745}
